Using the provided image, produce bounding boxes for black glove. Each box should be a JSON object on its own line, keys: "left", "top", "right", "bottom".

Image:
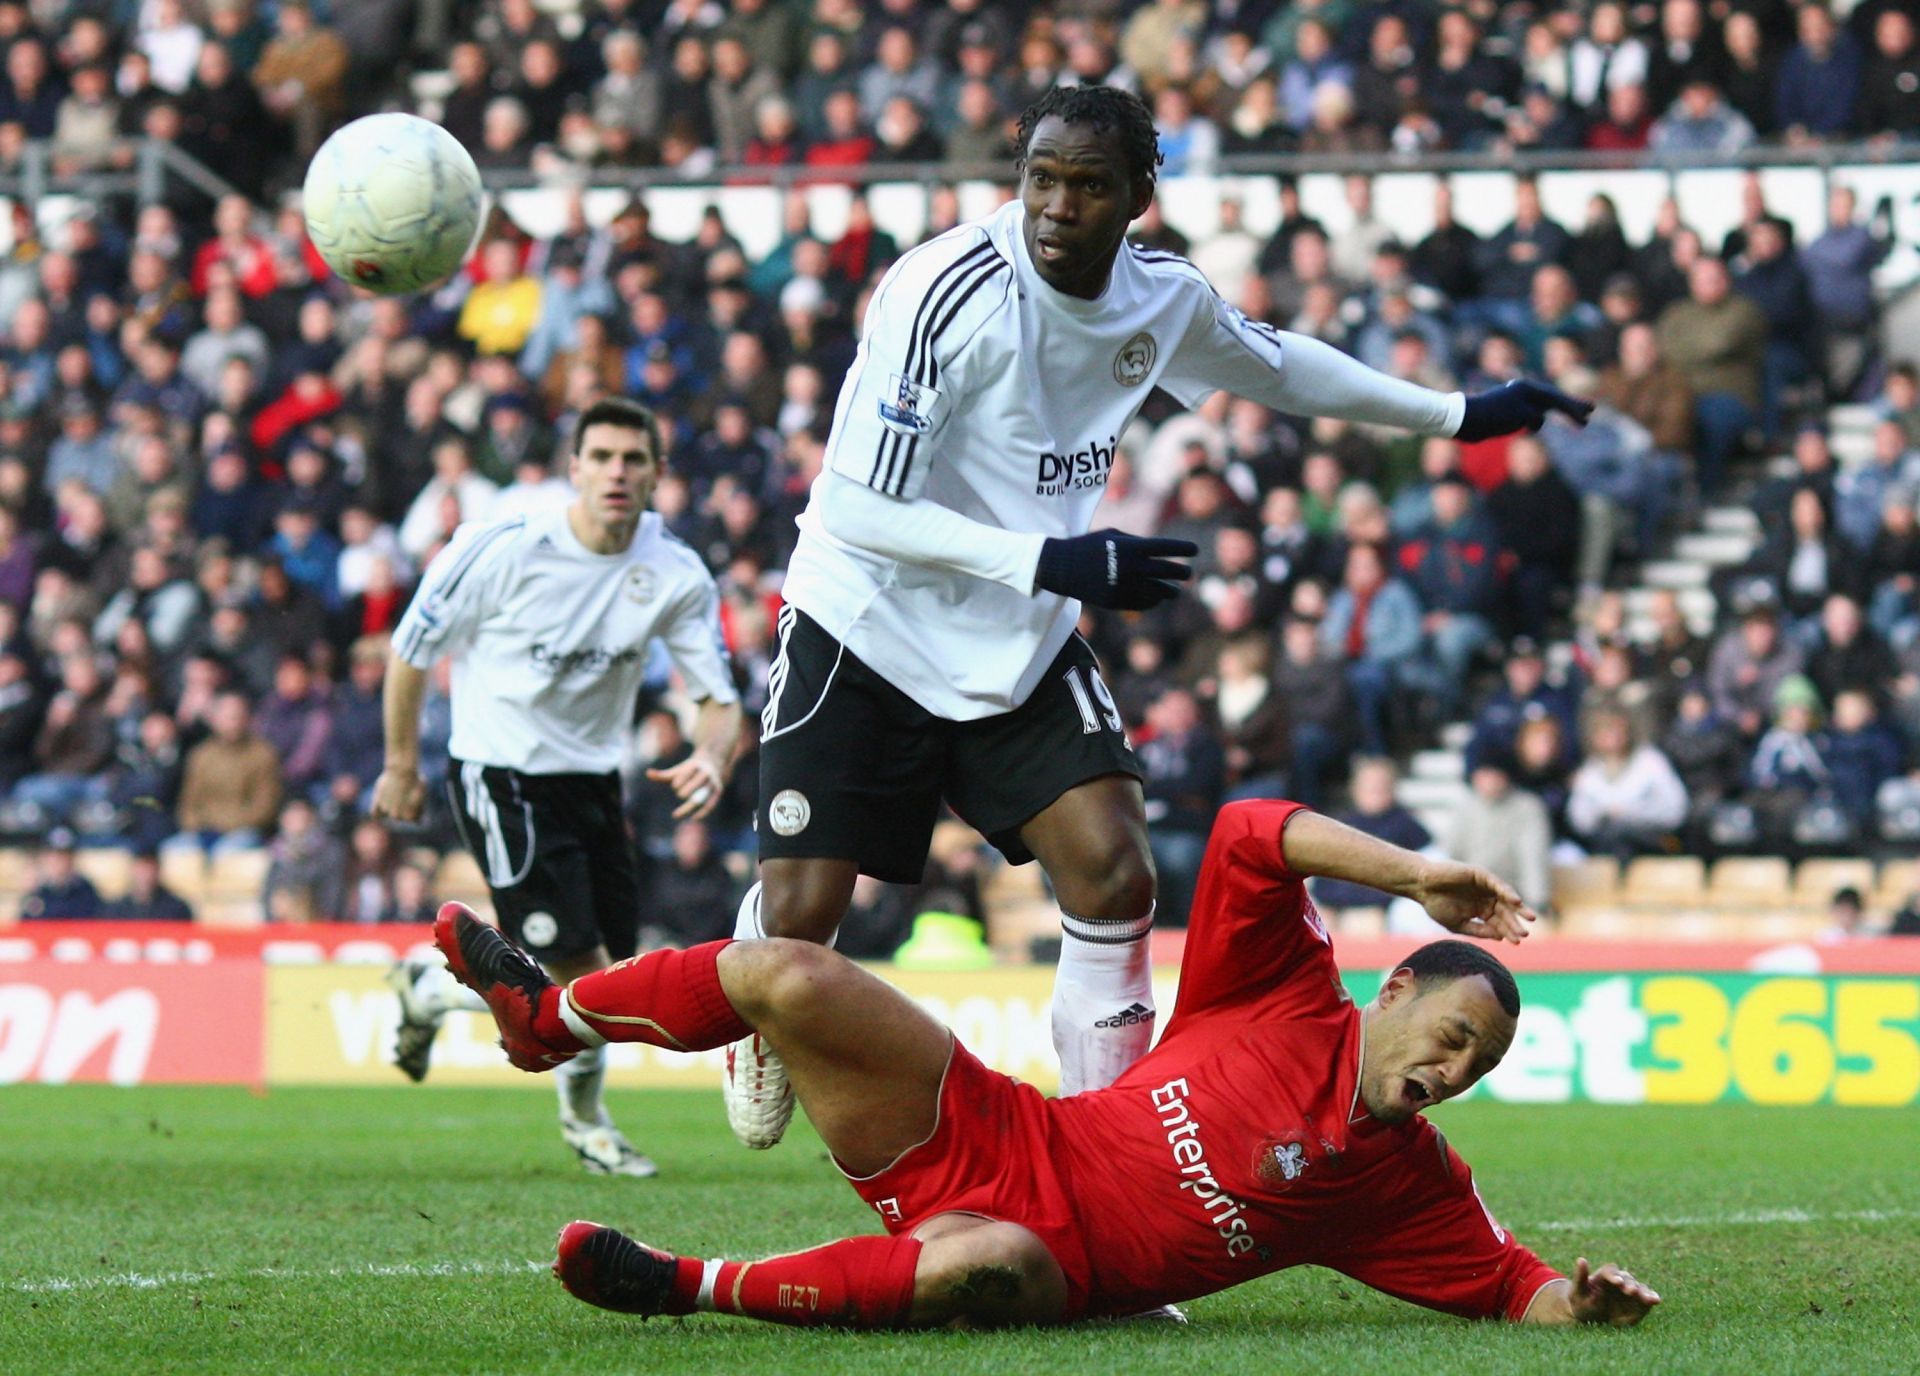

{"left": 1035, "top": 529, "right": 1199, "bottom": 610}
{"left": 1457, "top": 379, "right": 1595, "bottom": 443}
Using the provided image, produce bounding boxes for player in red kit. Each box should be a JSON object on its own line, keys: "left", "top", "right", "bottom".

{"left": 437, "top": 800, "right": 1662, "bottom": 1330}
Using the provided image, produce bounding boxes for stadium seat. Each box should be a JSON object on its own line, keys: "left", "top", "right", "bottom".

{"left": 160, "top": 848, "right": 207, "bottom": 900}
{"left": 1621, "top": 856, "right": 1707, "bottom": 907}
{"left": 1873, "top": 860, "right": 1918, "bottom": 915}
{"left": 1550, "top": 857, "right": 1620, "bottom": 913}
{"left": 208, "top": 850, "right": 271, "bottom": 899}
{"left": 1706, "top": 857, "right": 1793, "bottom": 911}
{"left": 0, "top": 848, "right": 34, "bottom": 894}
{"left": 435, "top": 850, "right": 486, "bottom": 896}
{"left": 74, "top": 849, "right": 131, "bottom": 901}
{"left": 1793, "top": 858, "right": 1876, "bottom": 909}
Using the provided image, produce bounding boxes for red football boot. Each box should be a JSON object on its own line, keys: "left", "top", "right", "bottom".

{"left": 554, "top": 1221, "right": 681, "bottom": 1316}
{"left": 431, "top": 902, "right": 576, "bottom": 1071}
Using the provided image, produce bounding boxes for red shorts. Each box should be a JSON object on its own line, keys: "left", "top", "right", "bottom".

{"left": 837, "top": 1039, "right": 1096, "bottom": 1318}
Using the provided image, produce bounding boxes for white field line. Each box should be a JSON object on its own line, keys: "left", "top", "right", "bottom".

{"left": 1527, "top": 1205, "right": 1920, "bottom": 1232}
{"left": 9, "top": 1258, "right": 548, "bottom": 1294}
{"left": 10, "top": 1207, "right": 1918, "bottom": 1296}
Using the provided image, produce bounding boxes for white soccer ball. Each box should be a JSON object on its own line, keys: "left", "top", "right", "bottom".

{"left": 303, "top": 113, "right": 485, "bottom": 296}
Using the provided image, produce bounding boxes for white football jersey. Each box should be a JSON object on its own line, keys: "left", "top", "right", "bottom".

{"left": 394, "top": 507, "right": 738, "bottom": 774}
{"left": 782, "top": 199, "right": 1459, "bottom": 721}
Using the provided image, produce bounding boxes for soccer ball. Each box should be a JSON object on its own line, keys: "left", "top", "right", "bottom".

{"left": 303, "top": 113, "right": 484, "bottom": 296}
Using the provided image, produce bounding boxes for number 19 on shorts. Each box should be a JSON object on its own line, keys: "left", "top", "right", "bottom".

{"left": 1064, "top": 665, "right": 1124, "bottom": 735}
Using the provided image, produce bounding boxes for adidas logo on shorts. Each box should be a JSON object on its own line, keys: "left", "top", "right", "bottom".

{"left": 1094, "top": 1003, "right": 1154, "bottom": 1029}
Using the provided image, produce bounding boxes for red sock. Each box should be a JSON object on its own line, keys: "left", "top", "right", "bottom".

{"left": 535, "top": 941, "right": 750, "bottom": 1052}
{"left": 662, "top": 1235, "right": 923, "bottom": 1327}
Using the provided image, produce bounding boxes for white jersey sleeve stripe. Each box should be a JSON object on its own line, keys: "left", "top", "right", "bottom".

{"left": 393, "top": 517, "right": 526, "bottom": 665}
{"left": 888, "top": 248, "right": 1012, "bottom": 497}
{"left": 870, "top": 238, "right": 1001, "bottom": 492}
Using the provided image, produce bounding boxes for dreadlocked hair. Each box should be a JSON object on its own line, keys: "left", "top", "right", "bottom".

{"left": 1015, "top": 86, "right": 1163, "bottom": 192}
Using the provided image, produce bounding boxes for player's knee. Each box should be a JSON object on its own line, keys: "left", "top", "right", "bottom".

{"left": 749, "top": 938, "right": 846, "bottom": 1018}
{"left": 916, "top": 1224, "right": 1067, "bottom": 1328}
{"left": 1062, "top": 837, "right": 1155, "bottom": 921}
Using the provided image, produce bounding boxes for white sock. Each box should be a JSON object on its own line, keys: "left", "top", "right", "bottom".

{"left": 555, "top": 1043, "right": 607, "bottom": 1126}
{"left": 733, "top": 880, "right": 839, "bottom": 947}
{"left": 416, "top": 962, "right": 488, "bottom": 1016}
{"left": 1051, "top": 905, "right": 1156, "bottom": 1097}
{"left": 732, "top": 882, "right": 767, "bottom": 940}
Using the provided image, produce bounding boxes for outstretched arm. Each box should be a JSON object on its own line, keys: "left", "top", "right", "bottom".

{"left": 1278, "top": 809, "right": 1536, "bottom": 943}
{"left": 816, "top": 474, "right": 1196, "bottom": 610}
{"left": 1521, "top": 1258, "right": 1662, "bottom": 1326}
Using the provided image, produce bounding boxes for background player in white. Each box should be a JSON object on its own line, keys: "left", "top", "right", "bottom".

{"left": 372, "top": 397, "right": 744, "bottom": 1177}
{"left": 729, "top": 85, "right": 1592, "bottom": 1150}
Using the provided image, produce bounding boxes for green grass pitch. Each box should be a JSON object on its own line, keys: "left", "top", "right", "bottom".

{"left": 3, "top": 1086, "right": 1915, "bottom": 1374}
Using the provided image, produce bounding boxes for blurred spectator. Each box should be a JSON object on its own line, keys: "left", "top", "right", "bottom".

{"left": 1395, "top": 477, "right": 1501, "bottom": 718}
{"left": 1817, "top": 885, "right": 1871, "bottom": 942}
{"left": 1859, "top": 11, "right": 1920, "bottom": 138}
{"left": 1775, "top": 4, "right": 1861, "bottom": 144}
{"left": 1269, "top": 615, "right": 1348, "bottom": 808}
{"left": 1734, "top": 217, "right": 1813, "bottom": 438}
{"left": 1209, "top": 636, "right": 1289, "bottom": 800}
{"left": 19, "top": 829, "right": 106, "bottom": 919}
{"left": 108, "top": 845, "right": 194, "bottom": 920}
{"left": 1448, "top": 763, "right": 1553, "bottom": 913}
{"left": 1748, "top": 674, "right": 1829, "bottom": 845}
{"left": 263, "top": 796, "right": 345, "bottom": 921}
{"left": 1464, "top": 638, "right": 1578, "bottom": 772}
{"left": 253, "top": 0, "right": 349, "bottom": 159}
{"left": 1804, "top": 185, "right": 1893, "bottom": 400}
{"left": 171, "top": 690, "right": 282, "bottom": 853}
{"left": 1649, "top": 77, "right": 1757, "bottom": 153}
{"left": 1657, "top": 256, "right": 1767, "bottom": 492}
{"left": 12, "top": 654, "right": 113, "bottom": 826}
{"left": 1662, "top": 683, "right": 1747, "bottom": 845}
{"left": 644, "top": 817, "right": 737, "bottom": 947}
{"left": 1822, "top": 687, "right": 1903, "bottom": 828}
{"left": 1320, "top": 542, "right": 1424, "bottom": 755}
{"left": 1709, "top": 595, "right": 1805, "bottom": 738}
{"left": 1139, "top": 686, "right": 1225, "bottom": 926}
{"left": 1565, "top": 708, "right": 1688, "bottom": 858}
{"left": 341, "top": 816, "right": 403, "bottom": 923}
{"left": 1312, "top": 757, "right": 1430, "bottom": 913}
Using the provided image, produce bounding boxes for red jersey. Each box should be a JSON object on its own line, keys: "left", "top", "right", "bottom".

{"left": 1045, "top": 800, "right": 1562, "bottom": 1319}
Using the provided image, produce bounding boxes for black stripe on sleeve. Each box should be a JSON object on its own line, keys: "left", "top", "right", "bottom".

{"left": 888, "top": 253, "right": 1010, "bottom": 496}
{"left": 873, "top": 239, "right": 999, "bottom": 493}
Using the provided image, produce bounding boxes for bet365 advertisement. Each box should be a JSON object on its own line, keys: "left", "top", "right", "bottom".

{"left": 2, "top": 923, "right": 1916, "bottom": 1104}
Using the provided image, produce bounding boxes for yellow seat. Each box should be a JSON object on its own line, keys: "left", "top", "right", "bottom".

{"left": 1793, "top": 858, "right": 1876, "bottom": 909}
{"left": 161, "top": 848, "right": 208, "bottom": 900}
{"left": 74, "top": 849, "right": 132, "bottom": 900}
{"left": 435, "top": 850, "right": 486, "bottom": 894}
{"left": 1872, "top": 859, "right": 1918, "bottom": 915}
{"left": 1707, "top": 857, "right": 1793, "bottom": 909}
{"left": 207, "top": 849, "right": 271, "bottom": 899}
{"left": 1551, "top": 857, "right": 1620, "bottom": 911}
{"left": 1622, "top": 856, "right": 1707, "bottom": 906}
{"left": 0, "top": 848, "right": 35, "bottom": 893}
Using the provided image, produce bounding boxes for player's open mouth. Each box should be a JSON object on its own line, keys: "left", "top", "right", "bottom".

{"left": 1035, "top": 236, "right": 1071, "bottom": 265}
{"left": 1404, "top": 1077, "right": 1433, "bottom": 1108}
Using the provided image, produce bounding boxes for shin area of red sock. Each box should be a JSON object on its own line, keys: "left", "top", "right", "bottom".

{"left": 666, "top": 1235, "right": 924, "bottom": 1327}
{"left": 538, "top": 941, "right": 750, "bottom": 1051}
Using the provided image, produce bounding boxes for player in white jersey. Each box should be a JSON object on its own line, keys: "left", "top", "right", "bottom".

{"left": 728, "top": 85, "right": 1592, "bottom": 1151}
{"left": 372, "top": 397, "right": 744, "bottom": 1177}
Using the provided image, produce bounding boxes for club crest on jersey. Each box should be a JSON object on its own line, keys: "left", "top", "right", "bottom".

{"left": 878, "top": 373, "right": 940, "bottom": 435}
{"left": 1114, "top": 331, "right": 1157, "bottom": 386}
{"left": 769, "top": 789, "right": 811, "bottom": 837}
{"left": 625, "top": 567, "right": 657, "bottom": 603}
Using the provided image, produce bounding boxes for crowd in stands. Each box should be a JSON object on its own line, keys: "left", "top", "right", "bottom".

{"left": 4, "top": 0, "right": 1920, "bottom": 942}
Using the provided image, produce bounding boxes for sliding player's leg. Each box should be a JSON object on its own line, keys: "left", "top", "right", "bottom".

{"left": 1019, "top": 775, "right": 1158, "bottom": 1094}
{"left": 434, "top": 905, "right": 952, "bottom": 1177}
{"left": 553, "top": 1211, "right": 1066, "bottom": 1329}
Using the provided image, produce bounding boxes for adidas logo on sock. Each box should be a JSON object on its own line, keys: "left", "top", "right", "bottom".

{"left": 1094, "top": 1003, "right": 1154, "bottom": 1029}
